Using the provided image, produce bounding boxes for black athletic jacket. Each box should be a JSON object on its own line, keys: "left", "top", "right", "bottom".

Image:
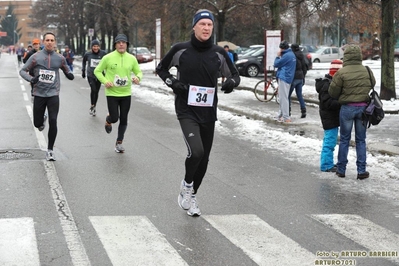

{"left": 315, "top": 75, "right": 340, "bottom": 130}
{"left": 82, "top": 49, "right": 107, "bottom": 79}
{"left": 156, "top": 34, "right": 240, "bottom": 123}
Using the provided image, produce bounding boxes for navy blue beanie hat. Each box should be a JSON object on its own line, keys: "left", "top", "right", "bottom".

{"left": 114, "top": 34, "right": 129, "bottom": 47}
{"left": 91, "top": 39, "right": 100, "bottom": 47}
{"left": 192, "top": 9, "right": 214, "bottom": 27}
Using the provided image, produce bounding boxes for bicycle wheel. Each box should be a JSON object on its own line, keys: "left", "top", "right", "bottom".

{"left": 273, "top": 81, "right": 279, "bottom": 104}
{"left": 254, "top": 79, "right": 275, "bottom": 102}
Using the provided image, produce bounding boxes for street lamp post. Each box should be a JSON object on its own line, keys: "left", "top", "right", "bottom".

{"left": 6, "top": 15, "right": 17, "bottom": 45}
{"left": 337, "top": 10, "right": 341, "bottom": 47}
{"left": 13, "top": 22, "right": 18, "bottom": 45}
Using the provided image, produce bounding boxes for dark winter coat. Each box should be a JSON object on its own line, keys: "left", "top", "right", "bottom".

{"left": 328, "top": 45, "right": 375, "bottom": 104}
{"left": 293, "top": 50, "right": 307, "bottom": 79}
{"left": 316, "top": 75, "right": 340, "bottom": 130}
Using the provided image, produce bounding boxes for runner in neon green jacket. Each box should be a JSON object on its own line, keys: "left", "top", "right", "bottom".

{"left": 94, "top": 34, "right": 143, "bottom": 153}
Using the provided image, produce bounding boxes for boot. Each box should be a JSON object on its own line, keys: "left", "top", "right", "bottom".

{"left": 300, "top": 108, "right": 306, "bottom": 118}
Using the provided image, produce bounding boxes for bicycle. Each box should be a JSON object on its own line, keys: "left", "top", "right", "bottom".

{"left": 253, "top": 72, "right": 279, "bottom": 103}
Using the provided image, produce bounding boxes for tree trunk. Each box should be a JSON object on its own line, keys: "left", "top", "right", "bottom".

{"left": 217, "top": 11, "right": 226, "bottom": 42}
{"left": 380, "top": 0, "right": 396, "bottom": 100}
{"left": 270, "top": 0, "right": 281, "bottom": 30}
{"left": 295, "top": 3, "right": 301, "bottom": 44}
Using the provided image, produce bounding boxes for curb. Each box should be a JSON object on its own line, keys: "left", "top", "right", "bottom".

{"left": 236, "top": 85, "right": 399, "bottom": 114}
{"left": 222, "top": 87, "right": 399, "bottom": 156}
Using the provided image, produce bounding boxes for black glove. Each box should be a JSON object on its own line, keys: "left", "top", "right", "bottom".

{"left": 31, "top": 75, "right": 40, "bottom": 84}
{"left": 82, "top": 70, "right": 86, "bottom": 79}
{"left": 65, "top": 72, "right": 74, "bottom": 80}
{"left": 221, "top": 78, "right": 235, "bottom": 94}
{"left": 168, "top": 78, "right": 187, "bottom": 95}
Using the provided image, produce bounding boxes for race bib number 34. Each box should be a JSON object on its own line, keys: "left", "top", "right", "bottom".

{"left": 187, "top": 85, "right": 215, "bottom": 107}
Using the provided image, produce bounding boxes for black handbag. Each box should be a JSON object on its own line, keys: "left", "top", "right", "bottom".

{"left": 363, "top": 66, "right": 384, "bottom": 128}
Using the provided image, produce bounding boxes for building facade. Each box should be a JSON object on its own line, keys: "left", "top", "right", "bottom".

{"left": 0, "top": 0, "right": 41, "bottom": 47}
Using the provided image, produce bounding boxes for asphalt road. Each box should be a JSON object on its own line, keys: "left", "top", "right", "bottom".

{"left": 0, "top": 54, "right": 398, "bottom": 266}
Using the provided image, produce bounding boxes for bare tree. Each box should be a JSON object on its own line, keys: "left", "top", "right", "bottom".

{"left": 380, "top": 0, "right": 396, "bottom": 99}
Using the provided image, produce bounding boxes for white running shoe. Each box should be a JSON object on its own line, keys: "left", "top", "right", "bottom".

{"left": 187, "top": 194, "right": 201, "bottom": 216}
{"left": 178, "top": 180, "right": 193, "bottom": 210}
{"left": 115, "top": 141, "right": 125, "bottom": 153}
{"left": 89, "top": 106, "right": 96, "bottom": 116}
{"left": 46, "top": 150, "right": 56, "bottom": 161}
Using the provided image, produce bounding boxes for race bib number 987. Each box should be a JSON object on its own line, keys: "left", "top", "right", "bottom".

{"left": 187, "top": 85, "right": 215, "bottom": 107}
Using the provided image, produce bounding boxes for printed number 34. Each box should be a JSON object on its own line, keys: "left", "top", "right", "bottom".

{"left": 196, "top": 93, "right": 207, "bottom": 103}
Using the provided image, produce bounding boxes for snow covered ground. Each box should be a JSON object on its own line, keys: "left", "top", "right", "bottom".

{"left": 134, "top": 60, "right": 399, "bottom": 205}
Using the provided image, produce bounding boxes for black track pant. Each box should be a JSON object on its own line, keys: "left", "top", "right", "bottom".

{"left": 88, "top": 77, "right": 102, "bottom": 106}
{"left": 33, "top": 96, "right": 59, "bottom": 150}
{"left": 106, "top": 96, "right": 131, "bottom": 142}
{"left": 179, "top": 118, "right": 215, "bottom": 194}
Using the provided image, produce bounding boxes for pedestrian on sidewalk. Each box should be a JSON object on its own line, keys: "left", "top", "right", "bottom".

{"left": 289, "top": 43, "right": 307, "bottom": 118}
{"left": 329, "top": 45, "right": 375, "bottom": 180}
{"left": 273, "top": 40, "right": 296, "bottom": 123}
{"left": 19, "top": 32, "right": 75, "bottom": 161}
{"left": 156, "top": 9, "right": 240, "bottom": 217}
{"left": 62, "top": 45, "right": 75, "bottom": 72}
{"left": 315, "top": 59, "right": 342, "bottom": 172}
{"left": 82, "top": 39, "right": 107, "bottom": 116}
{"left": 94, "top": 34, "right": 142, "bottom": 153}
{"left": 221, "top": 45, "right": 234, "bottom": 85}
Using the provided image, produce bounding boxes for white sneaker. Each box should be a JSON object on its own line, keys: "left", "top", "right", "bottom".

{"left": 115, "top": 141, "right": 125, "bottom": 153}
{"left": 89, "top": 106, "right": 96, "bottom": 116}
{"left": 178, "top": 180, "right": 193, "bottom": 210}
{"left": 46, "top": 150, "right": 56, "bottom": 161}
{"left": 187, "top": 194, "right": 201, "bottom": 216}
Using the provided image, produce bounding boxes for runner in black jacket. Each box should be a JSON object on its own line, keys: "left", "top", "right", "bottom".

{"left": 23, "top": 38, "right": 41, "bottom": 98}
{"left": 156, "top": 9, "right": 240, "bottom": 216}
{"left": 82, "top": 39, "right": 107, "bottom": 116}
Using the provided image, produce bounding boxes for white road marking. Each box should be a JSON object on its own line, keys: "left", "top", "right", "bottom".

{"left": 0, "top": 217, "right": 40, "bottom": 266}
{"left": 203, "top": 214, "right": 315, "bottom": 266}
{"left": 312, "top": 214, "right": 399, "bottom": 264}
{"left": 26, "top": 105, "right": 47, "bottom": 150}
{"left": 89, "top": 216, "right": 188, "bottom": 266}
{"left": 25, "top": 103, "right": 91, "bottom": 265}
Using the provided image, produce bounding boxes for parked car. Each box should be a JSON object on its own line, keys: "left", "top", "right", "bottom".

{"left": 235, "top": 46, "right": 265, "bottom": 77}
{"left": 310, "top": 47, "right": 340, "bottom": 63}
{"left": 300, "top": 44, "right": 317, "bottom": 53}
{"left": 299, "top": 45, "right": 313, "bottom": 70}
{"left": 237, "top": 45, "right": 264, "bottom": 59}
{"left": 130, "top": 47, "right": 153, "bottom": 64}
{"left": 394, "top": 48, "right": 399, "bottom": 62}
{"left": 340, "top": 43, "right": 381, "bottom": 60}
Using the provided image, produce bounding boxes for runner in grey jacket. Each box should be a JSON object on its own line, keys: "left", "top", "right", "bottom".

{"left": 19, "top": 32, "right": 74, "bottom": 161}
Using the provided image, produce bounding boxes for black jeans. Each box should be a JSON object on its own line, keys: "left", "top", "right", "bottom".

{"left": 106, "top": 96, "right": 131, "bottom": 142}
{"left": 88, "top": 77, "right": 102, "bottom": 106}
{"left": 33, "top": 96, "right": 59, "bottom": 150}
{"left": 179, "top": 118, "right": 215, "bottom": 194}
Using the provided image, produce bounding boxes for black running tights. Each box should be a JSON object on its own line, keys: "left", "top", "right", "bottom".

{"left": 106, "top": 96, "right": 131, "bottom": 142}
{"left": 179, "top": 118, "right": 215, "bottom": 194}
{"left": 33, "top": 96, "right": 59, "bottom": 150}
{"left": 88, "top": 77, "right": 102, "bottom": 106}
